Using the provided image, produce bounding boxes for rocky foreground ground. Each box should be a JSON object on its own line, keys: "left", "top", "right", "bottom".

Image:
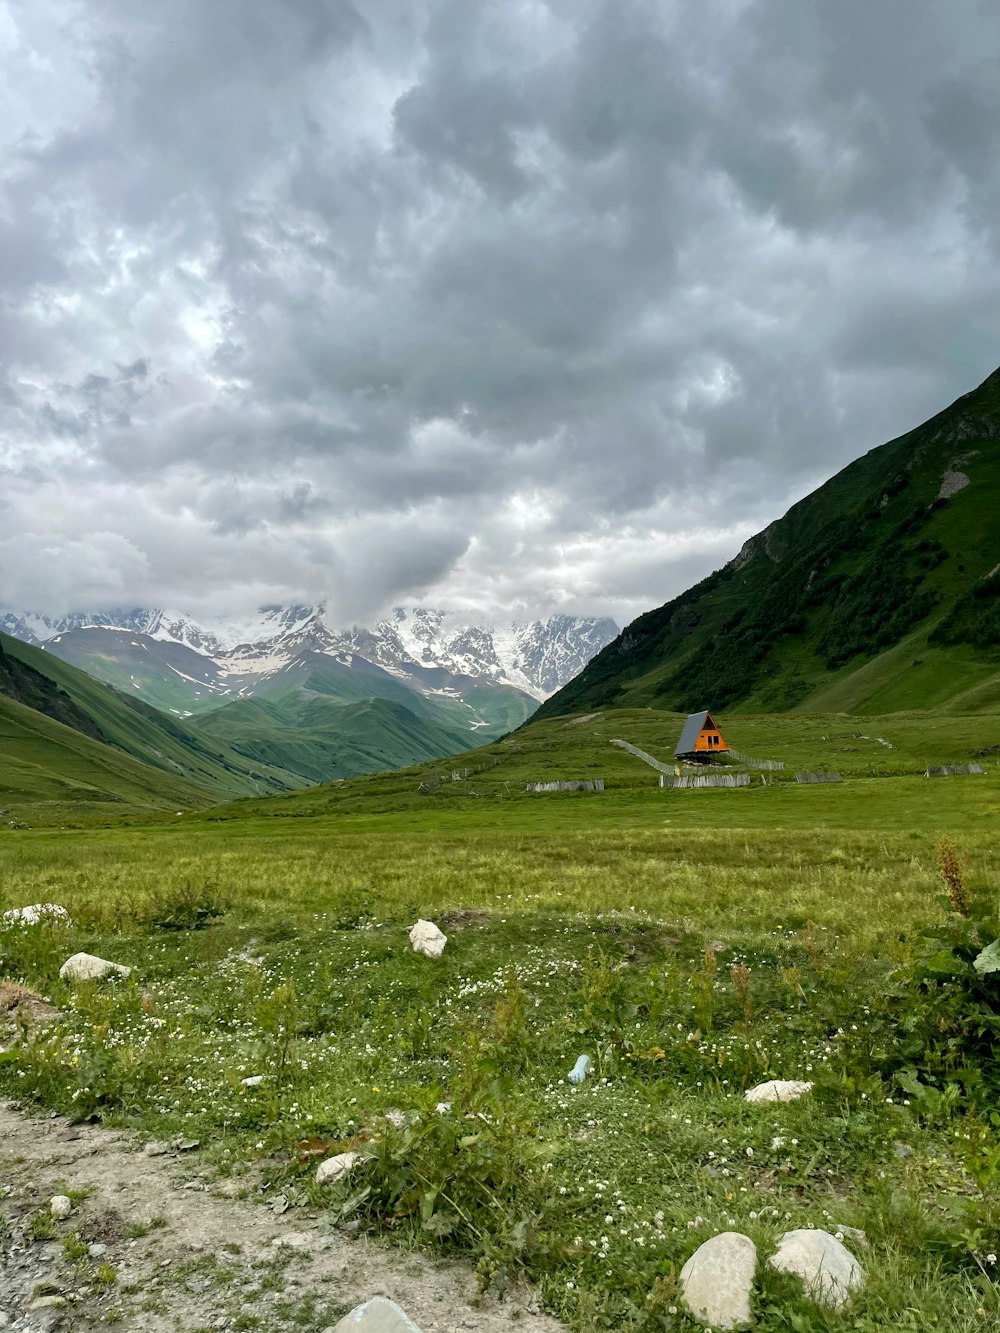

{"left": 0, "top": 1102, "right": 559, "bottom": 1333}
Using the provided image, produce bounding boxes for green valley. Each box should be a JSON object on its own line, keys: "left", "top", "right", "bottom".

{"left": 0, "top": 631, "right": 304, "bottom": 809}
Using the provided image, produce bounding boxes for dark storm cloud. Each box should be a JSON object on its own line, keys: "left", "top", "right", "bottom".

{"left": 2, "top": 0, "right": 1000, "bottom": 623}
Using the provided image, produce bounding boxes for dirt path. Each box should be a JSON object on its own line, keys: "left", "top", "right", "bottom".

{"left": 0, "top": 1101, "right": 562, "bottom": 1333}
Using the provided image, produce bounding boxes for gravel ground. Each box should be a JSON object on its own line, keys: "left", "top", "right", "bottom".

{"left": 0, "top": 1101, "right": 561, "bottom": 1333}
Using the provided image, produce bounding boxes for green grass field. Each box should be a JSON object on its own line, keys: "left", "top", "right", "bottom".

{"left": 2, "top": 707, "right": 999, "bottom": 1331}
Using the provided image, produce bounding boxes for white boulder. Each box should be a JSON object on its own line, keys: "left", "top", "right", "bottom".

{"left": 315, "top": 1151, "right": 370, "bottom": 1186}
{"left": 680, "top": 1231, "right": 757, "bottom": 1329}
{"left": 334, "top": 1298, "right": 423, "bottom": 1331}
{"left": 3, "top": 903, "right": 71, "bottom": 927}
{"left": 59, "top": 953, "right": 132, "bottom": 982}
{"left": 49, "top": 1195, "right": 72, "bottom": 1220}
{"left": 769, "top": 1228, "right": 863, "bottom": 1308}
{"left": 744, "top": 1079, "right": 813, "bottom": 1104}
{"left": 408, "top": 919, "right": 447, "bottom": 958}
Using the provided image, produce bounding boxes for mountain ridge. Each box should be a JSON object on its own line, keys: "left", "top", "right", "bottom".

{"left": 535, "top": 365, "right": 1000, "bottom": 720}
{"left": 0, "top": 607, "right": 618, "bottom": 724}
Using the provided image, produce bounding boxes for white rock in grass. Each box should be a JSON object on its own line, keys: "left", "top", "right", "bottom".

{"left": 3, "top": 903, "right": 71, "bottom": 927}
{"left": 333, "top": 1297, "right": 423, "bottom": 1331}
{"left": 408, "top": 919, "right": 447, "bottom": 958}
{"left": 59, "top": 952, "right": 132, "bottom": 982}
{"left": 680, "top": 1231, "right": 757, "bottom": 1329}
{"left": 744, "top": 1079, "right": 813, "bottom": 1104}
{"left": 241, "top": 1075, "right": 264, "bottom": 1088}
{"left": 50, "top": 1195, "right": 72, "bottom": 1219}
{"left": 315, "top": 1151, "right": 370, "bottom": 1186}
{"left": 769, "top": 1228, "right": 863, "bottom": 1308}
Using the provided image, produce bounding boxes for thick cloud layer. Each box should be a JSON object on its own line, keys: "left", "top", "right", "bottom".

{"left": 2, "top": 0, "right": 999, "bottom": 623}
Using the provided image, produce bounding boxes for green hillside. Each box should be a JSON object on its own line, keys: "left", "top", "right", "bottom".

{"left": 0, "top": 631, "right": 304, "bottom": 801}
{"left": 194, "top": 693, "right": 476, "bottom": 784}
{"left": 535, "top": 367, "right": 1000, "bottom": 720}
{"left": 0, "top": 692, "right": 213, "bottom": 822}
{"left": 42, "top": 626, "right": 230, "bottom": 715}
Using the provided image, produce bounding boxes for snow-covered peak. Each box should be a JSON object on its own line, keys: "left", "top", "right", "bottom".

{"left": 2, "top": 602, "right": 618, "bottom": 700}
{"left": 149, "top": 606, "right": 319, "bottom": 655}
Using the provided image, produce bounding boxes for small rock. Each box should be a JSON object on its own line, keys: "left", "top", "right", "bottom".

{"left": 680, "top": 1231, "right": 757, "bottom": 1329}
{"left": 408, "top": 919, "right": 447, "bottom": 958}
{"left": 59, "top": 953, "right": 132, "bottom": 982}
{"left": 240, "top": 1075, "right": 264, "bottom": 1088}
{"left": 177, "top": 1138, "right": 200, "bottom": 1152}
{"left": 568, "top": 1054, "right": 592, "bottom": 1085}
{"left": 29, "top": 1296, "right": 67, "bottom": 1310}
{"left": 50, "top": 1195, "right": 72, "bottom": 1219}
{"left": 3, "top": 902, "right": 72, "bottom": 927}
{"left": 316, "top": 1151, "right": 370, "bottom": 1186}
{"left": 143, "top": 1141, "right": 171, "bottom": 1157}
{"left": 769, "top": 1228, "right": 863, "bottom": 1308}
{"left": 88, "top": 1243, "right": 107, "bottom": 1258}
{"left": 334, "top": 1297, "right": 423, "bottom": 1331}
{"left": 744, "top": 1079, "right": 813, "bottom": 1104}
{"left": 0, "top": 1311, "right": 11, "bottom": 1328}
{"left": 434, "top": 1102, "right": 451, "bottom": 1114}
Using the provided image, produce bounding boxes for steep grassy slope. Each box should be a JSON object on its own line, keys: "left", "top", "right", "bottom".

{"left": 0, "top": 639, "right": 105, "bottom": 740}
{"left": 42, "top": 626, "right": 230, "bottom": 715}
{"left": 0, "top": 692, "right": 212, "bottom": 819}
{"left": 0, "top": 632, "right": 303, "bottom": 800}
{"left": 536, "top": 367, "right": 1000, "bottom": 719}
{"left": 194, "top": 693, "right": 476, "bottom": 784}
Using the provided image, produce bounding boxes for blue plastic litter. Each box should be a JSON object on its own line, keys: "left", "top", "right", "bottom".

{"left": 569, "top": 1054, "right": 592, "bottom": 1084}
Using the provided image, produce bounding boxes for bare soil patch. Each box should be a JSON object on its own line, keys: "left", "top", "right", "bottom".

{"left": 1, "top": 1101, "right": 561, "bottom": 1333}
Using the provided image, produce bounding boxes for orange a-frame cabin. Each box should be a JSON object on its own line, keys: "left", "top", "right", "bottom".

{"left": 674, "top": 710, "right": 730, "bottom": 762}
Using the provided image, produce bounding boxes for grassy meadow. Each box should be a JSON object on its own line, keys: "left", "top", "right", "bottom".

{"left": 2, "top": 707, "right": 1000, "bottom": 1330}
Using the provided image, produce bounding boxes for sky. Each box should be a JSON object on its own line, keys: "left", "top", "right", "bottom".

{"left": 2, "top": 0, "right": 1000, "bottom": 629}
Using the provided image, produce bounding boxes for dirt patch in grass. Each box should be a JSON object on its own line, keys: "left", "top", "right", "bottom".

{"left": 438, "top": 908, "right": 492, "bottom": 932}
{"left": 0, "top": 1100, "right": 562, "bottom": 1333}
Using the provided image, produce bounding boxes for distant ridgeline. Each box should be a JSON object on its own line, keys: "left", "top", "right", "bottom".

{"left": 536, "top": 365, "right": 1000, "bottom": 719}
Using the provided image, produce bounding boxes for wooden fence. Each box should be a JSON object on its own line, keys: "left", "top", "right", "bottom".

{"left": 727, "top": 747, "right": 785, "bottom": 771}
{"left": 925, "top": 764, "right": 985, "bottom": 778}
{"left": 658, "top": 773, "right": 750, "bottom": 790}
{"left": 525, "top": 780, "right": 606, "bottom": 793}
{"left": 796, "top": 772, "right": 842, "bottom": 784}
{"left": 610, "top": 738, "right": 674, "bottom": 774}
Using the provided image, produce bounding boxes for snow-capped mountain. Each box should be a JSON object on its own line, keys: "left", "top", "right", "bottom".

{"left": 1, "top": 605, "right": 618, "bottom": 727}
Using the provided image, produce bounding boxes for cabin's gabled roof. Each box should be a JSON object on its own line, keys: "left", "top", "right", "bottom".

{"left": 675, "top": 709, "right": 719, "bottom": 755}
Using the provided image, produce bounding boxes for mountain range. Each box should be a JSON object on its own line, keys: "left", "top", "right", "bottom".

{"left": 0, "top": 608, "right": 617, "bottom": 805}
{"left": 537, "top": 365, "right": 1000, "bottom": 721}
{"left": 1, "top": 606, "right": 617, "bottom": 714}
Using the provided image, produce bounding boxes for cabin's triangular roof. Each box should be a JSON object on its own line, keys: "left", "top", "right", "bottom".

{"left": 674, "top": 709, "right": 720, "bottom": 755}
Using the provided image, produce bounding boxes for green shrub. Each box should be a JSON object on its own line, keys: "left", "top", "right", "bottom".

{"left": 879, "top": 845, "right": 1000, "bottom": 1104}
